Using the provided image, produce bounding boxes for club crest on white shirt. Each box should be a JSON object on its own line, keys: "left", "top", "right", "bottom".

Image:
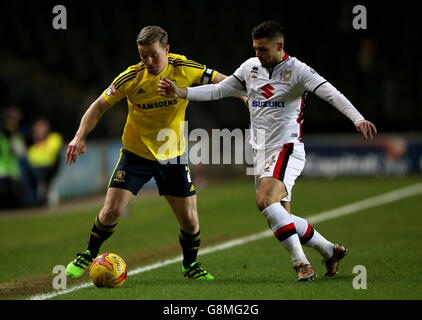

{"left": 280, "top": 70, "right": 292, "bottom": 82}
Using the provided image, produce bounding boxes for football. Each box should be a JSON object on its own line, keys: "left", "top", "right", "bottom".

{"left": 89, "top": 253, "right": 127, "bottom": 288}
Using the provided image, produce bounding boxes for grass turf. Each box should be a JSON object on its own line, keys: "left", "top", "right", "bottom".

{"left": 0, "top": 175, "right": 421, "bottom": 300}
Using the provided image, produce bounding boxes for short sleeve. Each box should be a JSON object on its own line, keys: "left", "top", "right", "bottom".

{"left": 102, "top": 66, "right": 139, "bottom": 105}
{"left": 175, "top": 59, "right": 217, "bottom": 85}
{"left": 232, "top": 61, "right": 248, "bottom": 89}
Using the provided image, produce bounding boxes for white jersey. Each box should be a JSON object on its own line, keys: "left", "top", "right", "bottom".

{"left": 186, "top": 53, "right": 365, "bottom": 150}
{"left": 234, "top": 54, "right": 327, "bottom": 149}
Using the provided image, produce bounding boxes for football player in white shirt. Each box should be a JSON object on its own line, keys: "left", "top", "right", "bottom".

{"left": 158, "top": 21, "right": 377, "bottom": 281}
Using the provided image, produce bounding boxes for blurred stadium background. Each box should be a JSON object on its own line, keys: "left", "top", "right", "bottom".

{"left": 0, "top": 0, "right": 420, "bottom": 207}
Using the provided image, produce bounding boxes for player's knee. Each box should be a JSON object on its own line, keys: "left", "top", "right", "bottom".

{"left": 100, "top": 205, "right": 123, "bottom": 224}
{"left": 256, "top": 194, "right": 272, "bottom": 212}
{"left": 178, "top": 211, "right": 198, "bottom": 233}
{"left": 256, "top": 192, "right": 287, "bottom": 212}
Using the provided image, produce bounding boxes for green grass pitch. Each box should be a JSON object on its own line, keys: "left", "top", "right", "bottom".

{"left": 0, "top": 175, "right": 421, "bottom": 300}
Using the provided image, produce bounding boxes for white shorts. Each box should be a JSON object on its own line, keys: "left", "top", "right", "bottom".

{"left": 253, "top": 142, "right": 306, "bottom": 202}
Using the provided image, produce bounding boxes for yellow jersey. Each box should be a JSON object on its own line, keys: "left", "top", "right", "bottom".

{"left": 102, "top": 53, "right": 217, "bottom": 161}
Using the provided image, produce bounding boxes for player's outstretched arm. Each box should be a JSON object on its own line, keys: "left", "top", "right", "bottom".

{"left": 158, "top": 75, "right": 246, "bottom": 102}
{"left": 65, "top": 95, "right": 112, "bottom": 165}
{"left": 157, "top": 69, "right": 230, "bottom": 97}
{"left": 313, "top": 82, "right": 378, "bottom": 140}
{"left": 211, "top": 73, "right": 248, "bottom": 107}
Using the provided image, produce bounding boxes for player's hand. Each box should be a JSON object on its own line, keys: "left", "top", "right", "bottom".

{"left": 158, "top": 76, "right": 177, "bottom": 97}
{"left": 356, "top": 120, "right": 377, "bottom": 140}
{"left": 158, "top": 76, "right": 187, "bottom": 98}
{"left": 65, "top": 136, "right": 87, "bottom": 165}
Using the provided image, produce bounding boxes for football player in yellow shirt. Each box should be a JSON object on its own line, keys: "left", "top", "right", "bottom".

{"left": 65, "top": 26, "right": 227, "bottom": 280}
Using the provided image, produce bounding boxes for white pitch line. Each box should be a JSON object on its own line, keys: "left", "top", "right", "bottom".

{"left": 29, "top": 182, "right": 422, "bottom": 300}
{"left": 306, "top": 181, "right": 422, "bottom": 225}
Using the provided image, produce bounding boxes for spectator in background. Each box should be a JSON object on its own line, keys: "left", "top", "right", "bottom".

{"left": 27, "top": 118, "right": 63, "bottom": 206}
{"left": 0, "top": 106, "right": 36, "bottom": 208}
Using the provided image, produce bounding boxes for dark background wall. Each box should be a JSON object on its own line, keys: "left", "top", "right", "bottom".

{"left": 1, "top": 0, "right": 420, "bottom": 141}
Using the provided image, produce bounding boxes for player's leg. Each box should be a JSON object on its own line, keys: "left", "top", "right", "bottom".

{"left": 286, "top": 207, "right": 347, "bottom": 276}
{"left": 156, "top": 161, "right": 213, "bottom": 280}
{"left": 282, "top": 204, "right": 332, "bottom": 257}
{"left": 66, "top": 187, "right": 133, "bottom": 278}
{"left": 89, "top": 187, "right": 134, "bottom": 256}
{"left": 281, "top": 201, "right": 333, "bottom": 258}
{"left": 256, "top": 178, "right": 315, "bottom": 280}
{"left": 255, "top": 143, "right": 316, "bottom": 281}
{"left": 164, "top": 194, "right": 199, "bottom": 234}
{"left": 66, "top": 149, "right": 146, "bottom": 278}
{"left": 164, "top": 194, "right": 213, "bottom": 280}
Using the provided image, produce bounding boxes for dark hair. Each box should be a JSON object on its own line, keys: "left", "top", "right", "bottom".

{"left": 251, "top": 21, "right": 285, "bottom": 40}
{"left": 136, "top": 26, "right": 168, "bottom": 47}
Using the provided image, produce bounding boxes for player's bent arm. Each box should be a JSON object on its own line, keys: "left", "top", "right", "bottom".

{"left": 74, "top": 95, "right": 112, "bottom": 140}
{"left": 314, "top": 82, "right": 377, "bottom": 139}
{"left": 65, "top": 95, "right": 112, "bottom": 165}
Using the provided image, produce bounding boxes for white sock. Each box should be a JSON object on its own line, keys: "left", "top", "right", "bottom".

{"left": 291, "top": 214, "right": 334, "bottom": 259}
{"left": 262, "top": 203, "right": 309, "bottom": 266}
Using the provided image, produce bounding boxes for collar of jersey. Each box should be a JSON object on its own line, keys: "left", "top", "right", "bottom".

{"left": 145, "top": 62, "right": 169, "bottom": 79}
{"left": 267, "top": 52, "right": 289, "bottom": 69}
